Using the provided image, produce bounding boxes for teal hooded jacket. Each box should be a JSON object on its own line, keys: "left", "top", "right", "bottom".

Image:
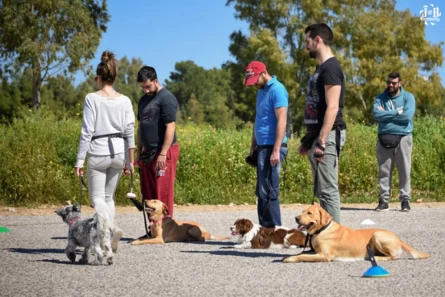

{"left": 372, "top": 87, "right": 416, "bottom": 135}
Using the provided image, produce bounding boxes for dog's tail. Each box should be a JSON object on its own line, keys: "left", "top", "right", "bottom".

{"left": 400, "top": 240, "right": 430, "bottom": 259}
{"left": 95, "top": 210, "right": 112, "bottom": 232}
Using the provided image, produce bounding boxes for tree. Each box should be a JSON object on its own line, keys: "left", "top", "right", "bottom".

{"left": 0, "top": 0, "right": 110, "bottom": 109}
{"left": 226, "top": 0, "right": 444, "bottom": 127}
{"left": 185, "top": 93, "right": 205, "bottom": 124}
{"left": 114, "top": 56, "right": 144, "bottom": 105}
{"left": 165, "top": 61, "right": 240, "bottom": 128}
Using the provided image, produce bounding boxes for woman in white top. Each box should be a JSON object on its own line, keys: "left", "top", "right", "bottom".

{"left": 75, "top": 50, "right": 135, "bottom": 253}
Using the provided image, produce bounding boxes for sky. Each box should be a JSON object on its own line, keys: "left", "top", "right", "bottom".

{"left": 75, "top": 0, "right": 445, "bottom": 85}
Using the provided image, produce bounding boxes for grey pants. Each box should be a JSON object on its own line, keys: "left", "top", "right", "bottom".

{"left": 87, "top": 153, "right": 125, "bottom": 225}
{"left": 309, "top": 129, "right": 346, "bottom": 223}
{"left": 376, "top": 135, "right": 412, "bottom": 203}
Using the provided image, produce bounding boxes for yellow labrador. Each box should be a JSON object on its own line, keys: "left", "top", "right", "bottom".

{"left": 283, "top": 203, "right": 430, "bottom": 263}
{"left": 131, "top": 199, "right": 230, "bottom": 245}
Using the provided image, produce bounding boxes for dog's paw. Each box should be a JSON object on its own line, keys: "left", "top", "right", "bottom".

{"left": 130, "top": 239, "right": 142, "bottom": 245}
{"left": 79, "top": 257, "right": 88, "bottom": 264}
{"left": 283, "top": 256, "right": 299, "bottom": 263}
{"left": 90, "top": 260, "right": 102, "bottom": 266}
{"left": 66, "top": 252, "right": 76, "bottom": 263}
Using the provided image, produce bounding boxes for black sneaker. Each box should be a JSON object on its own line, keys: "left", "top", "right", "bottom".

{"left": 401, "top": 200, "right": 411, "bottom": 212}
{"left": 375, "top": 201, "right": 389, "bottom": 211}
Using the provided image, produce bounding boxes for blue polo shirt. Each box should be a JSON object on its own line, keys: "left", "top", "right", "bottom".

{"left": 254, "top": 76, "right": 288, "bottom": 145}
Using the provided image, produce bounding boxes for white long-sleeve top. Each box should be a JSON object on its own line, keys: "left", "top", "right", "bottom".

{"left": 75, "top": 92, "right": 135, "bottom": 168}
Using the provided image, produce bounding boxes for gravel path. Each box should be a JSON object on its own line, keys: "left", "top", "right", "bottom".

{"left": 1, "top": 203, "right": 444, "bottom": 297}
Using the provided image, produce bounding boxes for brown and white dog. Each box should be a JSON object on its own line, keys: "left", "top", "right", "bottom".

{"left": 230, "top": 218, "right": 307, "bottom": 249}
{"left": 283, "top": 203, "right": 430, "bottom": 263}
{"left": 131, "top": 199, "right": 230, "bottom": 245}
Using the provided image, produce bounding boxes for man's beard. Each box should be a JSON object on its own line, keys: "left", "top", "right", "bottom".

{"left": 148, "top": 86, "right": 158, "bottom": 97}
{"left": 309, "top": 50, "right": 317, "bottom": 59}
{"left": 386, "top": 87, "right": 398, "bottom": 96}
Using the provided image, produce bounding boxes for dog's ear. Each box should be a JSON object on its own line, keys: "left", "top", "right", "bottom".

{"left": 73, "top": 204, "right": 80, "bottom": 212}
{"left": 318, "top": 206, "right": 331, "bottom": 226}
{"left": 55, "top": 208, "right": 65, "bottom": 216}
{"left": 162, "top": 203, "right": 169, "bottom": 216}
{"left": 244, "top": 219, "right": 253, "bottom": 231}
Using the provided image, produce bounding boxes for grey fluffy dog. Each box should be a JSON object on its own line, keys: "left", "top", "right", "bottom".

{"left": 55, "top": 204, "right": 113, "bottom": 265}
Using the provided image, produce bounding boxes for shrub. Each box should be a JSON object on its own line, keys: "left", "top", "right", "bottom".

{"left": 1, "top": 109, "right": 444, "bottom": 206}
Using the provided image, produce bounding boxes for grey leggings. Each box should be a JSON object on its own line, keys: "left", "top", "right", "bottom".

{"left": 87, "top": 153, "right": 124, "bottom": 225}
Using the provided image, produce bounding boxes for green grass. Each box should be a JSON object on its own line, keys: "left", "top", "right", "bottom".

{"left": 1, "top": 109, "right": 445, "bottom": 206}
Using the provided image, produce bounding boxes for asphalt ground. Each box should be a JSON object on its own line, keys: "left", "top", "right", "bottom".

{"left": 1, "top": 203, "right": 444, "bottom": 297}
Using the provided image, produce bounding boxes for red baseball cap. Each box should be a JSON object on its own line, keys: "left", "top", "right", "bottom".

{"left": 244, "top": 61, "right": 266, "bottom": 86}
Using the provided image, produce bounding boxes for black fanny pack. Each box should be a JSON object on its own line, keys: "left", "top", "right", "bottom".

{"left": 245, "top": 143, "right": 287, "bottom": 167}
{"left": 378, "top": 134, "right": 403, "bottom": 149}
{"left": 140, "top": 149, "right": 157, "bottom": 164}
{"left": 300, "top": 130, "right": 319, "bottom": 151}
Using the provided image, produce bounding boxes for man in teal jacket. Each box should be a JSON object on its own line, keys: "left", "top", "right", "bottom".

{"left": 373, "top": 72, "right": 416, "bottom": 212}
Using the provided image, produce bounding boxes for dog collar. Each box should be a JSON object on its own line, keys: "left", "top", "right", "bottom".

{"left": 68, "top": 217, "right": 80, "bottom": 227}
{"left": 313, "top": 220, "right": 332, "bottom": 235}
{"left": 301, "top": 221, "right": 332, "bottom": 254}
{"left": 151, "top": 216, "right": 171, "bottom": 224}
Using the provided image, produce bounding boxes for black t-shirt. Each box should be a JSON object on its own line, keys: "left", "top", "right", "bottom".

{"left": 304, "top": 57, "right": 346, "bottom": 131}
{"left": 137, "top": 88, "right": 178, "bottom": 150}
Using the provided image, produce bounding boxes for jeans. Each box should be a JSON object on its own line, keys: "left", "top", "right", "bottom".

{"left": 256, "top": 147, "right": 287, "bottom": 228}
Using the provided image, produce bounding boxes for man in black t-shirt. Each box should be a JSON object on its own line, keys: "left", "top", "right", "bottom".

{"left": 299, "top": 23, "right": 346, "bottom": 223}
{"left": 135, "top": 66, "right": 180, "bottom": 226}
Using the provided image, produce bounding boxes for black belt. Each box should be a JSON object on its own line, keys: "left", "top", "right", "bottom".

{"left": 91, "top": 133, "right": 126, "bottom": 158}
{"left": 92, "top": 133, "right": 125, "bottom": 141}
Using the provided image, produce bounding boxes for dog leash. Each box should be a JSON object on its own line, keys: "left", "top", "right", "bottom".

{"left": 78, "top": 175, "right": 94, "bottom": 211}
{"left": 312, "top": 161, "right": 319, "bottom": 205}
{"left": 78, "top": 176, "right": 85, "bottom": 212}
{"left": 131, "top": 170, "right": 150, "bottom": 237}
{"left": 126, "top": 169, "right": 151, "bottom": 238}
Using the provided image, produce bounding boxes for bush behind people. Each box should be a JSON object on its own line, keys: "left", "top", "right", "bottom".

{"left": 1, "top": 110, "right": 444, "bottom": 206}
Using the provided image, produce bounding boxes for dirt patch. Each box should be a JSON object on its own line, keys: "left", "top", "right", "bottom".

{"left": 1, "top": 201, "right": 444, "bottom": 217}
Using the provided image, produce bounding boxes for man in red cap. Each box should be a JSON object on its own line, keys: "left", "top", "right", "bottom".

{"left": 244, "top": 61, "right": 289, "bottom": 228}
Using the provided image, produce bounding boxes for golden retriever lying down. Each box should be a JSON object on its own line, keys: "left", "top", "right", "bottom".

{"left": 283, "top": 203, "right": 430, "bottom": 263}
{"left": 131, "top": 199, "right": 230, "bottom": 245}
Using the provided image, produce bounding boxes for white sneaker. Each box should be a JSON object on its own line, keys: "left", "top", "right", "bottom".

{"left": 111, "top": 228, "right": 123, "bottom": 253}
